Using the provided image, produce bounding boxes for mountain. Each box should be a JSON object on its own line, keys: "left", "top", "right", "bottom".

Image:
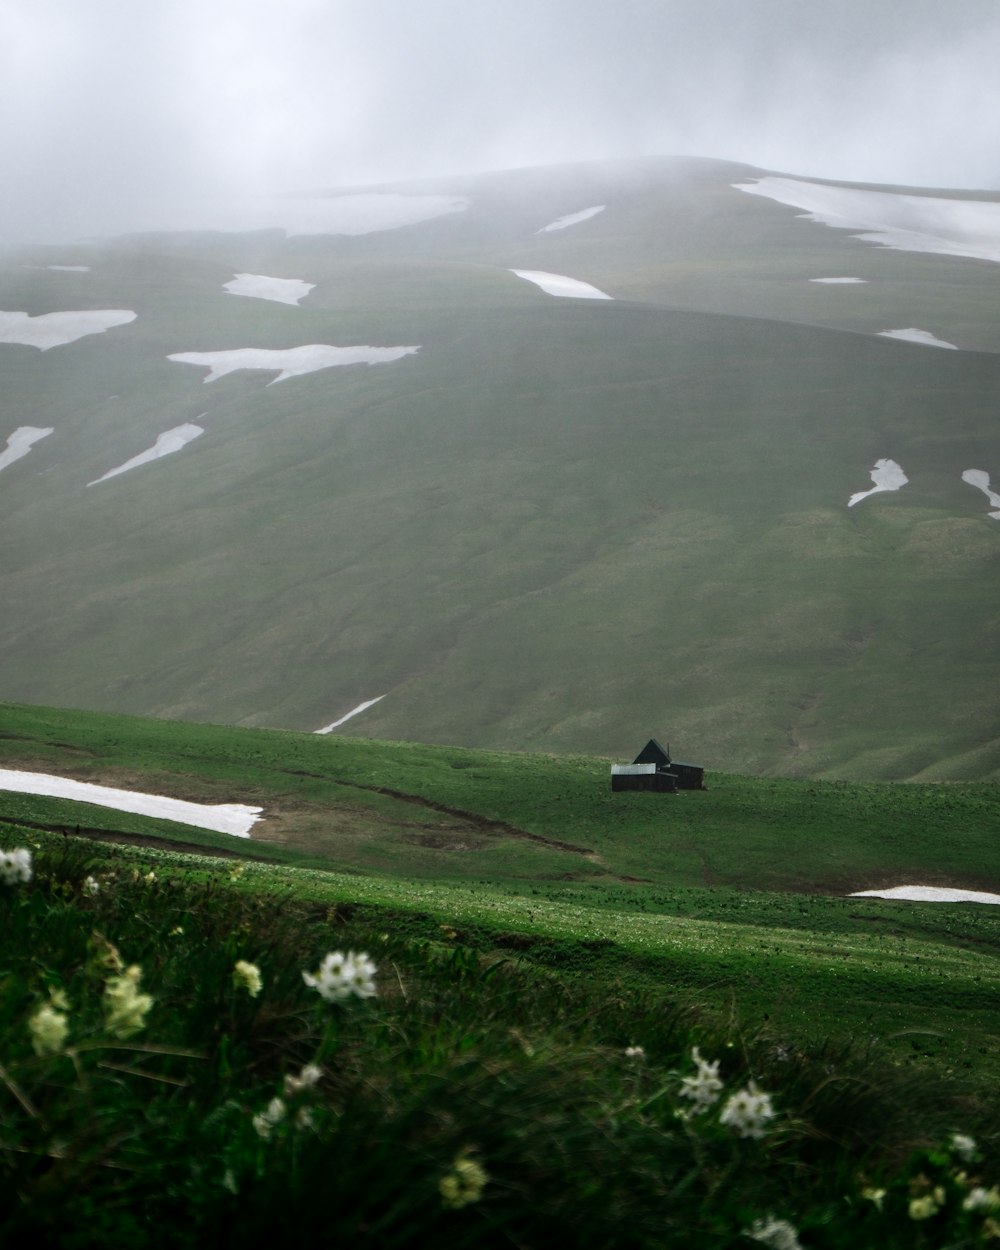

{"left": 2, "top": 155, "right": 999, "bottom": 778}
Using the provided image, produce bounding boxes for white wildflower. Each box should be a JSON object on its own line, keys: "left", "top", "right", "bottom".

{"left": 951, "top": 1133, "right": 977, "bottom": 1162}
{"left": 439, "top": 1152, "right": 489, "bottom": 1210}
{"left": 252, "top": 1096, "right": 287, "bottom": 1140}
{"left": 302, "top": 950, "right": 377, "bottom": 1002}
{"left": 744, "top": 1216, "right": 803, "bottom": 1250}
{"left": 83, "top": 875, "right": 100, "bottom": 896}
{"left": 679, "top": 1046, "right": 724, "bottom": 1113}
{"left": 284, "top": 1063, "right": 322, "bottom": 1097}
{"left": 103, "top": 964, "right": 153, "bottom": 1038}
{"left": 720, "top": 1080, "right": 776, "bottom": 1139}
{"left": 0, "top": 847, "right": 33, "bottom": 885}
{"left": 964, "top": 1187, "right": 1000, "bottom": 1214}
{"left": 624, "top": 1045, "right": 646, "bottom": 1061}
{"left": 233, "top": 960, "right": 263, "bottom": 998}
{"left": 29, "top": 1002, "right": 70, "bottom": 1056}
{"left": 908, "top": 1195, "right": 939, "bottom": 1221}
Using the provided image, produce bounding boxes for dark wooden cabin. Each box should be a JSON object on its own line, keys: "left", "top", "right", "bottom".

{"left": 611, "top": 738, "right": 706, "bottom": 792}
{"left": 610, "top": 763, "right": 677, "bottom": 793}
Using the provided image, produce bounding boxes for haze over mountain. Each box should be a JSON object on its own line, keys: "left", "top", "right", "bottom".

{"left": 2, "top": 153, "right": 999, "bottom": 779}
{"left": 4, "top": 1, "right": 1000, "bottom": 247}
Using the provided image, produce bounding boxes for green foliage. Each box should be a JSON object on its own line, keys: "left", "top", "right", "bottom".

{"left": 2, "top": 834, "right": 998, "bottom": 1248}
{"left": 2, "top": 702, "right": 1000, "bottom": 1084}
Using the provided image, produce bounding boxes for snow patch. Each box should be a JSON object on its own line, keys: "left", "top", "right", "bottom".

{"left": 88, "top": 423, "right": 205, "bottom": 486}
{"left": 0, "top": 309, "right": 136, "bottom": 351}
{"left": 809, "top": 276, "right": 867, "bottom": 284}
{"left": 0, "top": 768, "right": 261, "bottom": 838}
{"left": 734, "top": 176, "right": 1000, "bottom": 264}
{"left": 848, "top": 458, "right": 909, "bottom": 508}
{"left": 0, "top": 426, "right": 53, "bottom": 473}
{"left": 537, "top": 205, "right": 606, "bottom": 233}
{"left": 510, "top": 269, "right": 613, "bottom": 299}
{"left": 168, "top": 344, "right": 420, "bottom": 384}
{"left": 315, "top": 696, "right": 386, "bottom": 734}
{"left": 850, "top": 885, "right": 1000, "bottom": 905}
{"left": 223, "top": 273, "right": 315, "bottom": 306}
{"left": 961, "top": 469, "right": 1000, "bottom": 519}
{"left": 878, "top": 327, "right": 958, "bottom": 349}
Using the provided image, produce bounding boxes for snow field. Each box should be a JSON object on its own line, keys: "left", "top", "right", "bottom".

{"left": 0, "top": 769, "right": 261, "bottom": 838}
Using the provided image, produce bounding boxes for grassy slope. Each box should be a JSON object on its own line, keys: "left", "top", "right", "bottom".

{"left": 1, "top": 157, "right": 999, "bottom": 775}
{"left": 2, "top": 701, "right": 999, "bottom": 1081}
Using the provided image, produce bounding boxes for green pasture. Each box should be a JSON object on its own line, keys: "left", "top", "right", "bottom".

{"left": 2, "top": 701, "right": 998, "bottom": 1084}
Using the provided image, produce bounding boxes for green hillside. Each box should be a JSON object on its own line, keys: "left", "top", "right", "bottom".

{"left": 2, "top": 701, "right": 999, "bottom": 1244}
{"left": 2, "top": 157, "right": 999, "bottom": 775}
{"left": 2, "top": 699, "right": 999, "bottom": 1069}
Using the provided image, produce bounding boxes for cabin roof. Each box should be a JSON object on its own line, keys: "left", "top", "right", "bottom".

{"left": 632, "top": 738, "right": 671, "bottom": 766}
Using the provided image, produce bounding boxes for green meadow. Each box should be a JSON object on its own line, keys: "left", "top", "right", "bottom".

{"left": 1, "top": 701, "right": 999, "bottom": 1245}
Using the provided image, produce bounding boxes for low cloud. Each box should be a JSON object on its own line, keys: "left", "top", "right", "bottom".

{"left": 3, "top": 0, "right": 999, "bottom": 245}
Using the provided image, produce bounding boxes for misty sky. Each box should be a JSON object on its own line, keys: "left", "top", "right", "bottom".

{"left": 3, "top": 0, "right": 1000, "bottom": 245}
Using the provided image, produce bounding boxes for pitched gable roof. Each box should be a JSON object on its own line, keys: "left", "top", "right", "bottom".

{"left": 632, "top": 738, "right": 670, "bottom": 767}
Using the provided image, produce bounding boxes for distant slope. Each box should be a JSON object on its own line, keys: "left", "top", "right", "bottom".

{"left": 1, "top": 156, "right": 999, "bottom": 776}
{"left": 2, "top": 700, "right": 999, "bottom": 898}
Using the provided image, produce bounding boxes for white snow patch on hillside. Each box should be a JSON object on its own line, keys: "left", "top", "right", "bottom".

{"left": 809, "top": 276, "right": 867, "bottom": 284}
{"left": 848, "top": 458, "right": 909, "bottom": 508}
{"left": 0, "top": 769, "right": 261, "bottom": 838}
{"left": 850, "top": 885, "right": 1000, "bottom": 904}
{"left": 510, "top": 269, "right": 613, "bottom": 299}
{"left": 537, "top": 206, "right": 606, "bottom": 233}
{"left": 168, "top": 344, "right": 420, "bottom": 384}
{"left": 88, "top": 423, "right": 205, "bottom": 486}
{"left": 962, "top": 469, "right": 1000, "bottom": 519}
{"left": 0, "top": 309, "right": 136, "bottom": 351}
{"left": 315, "top": 696, "right": 386, "bottom": 734}
{"left": 223, "top": 273, "right": 315, "bottom": 305}
{"left": 878, "top": 327, "right": 958, "bottom": 349}
{"left": 0, "top": 426, "right": 53, "bottom": 473}
{"left": 733, "top": 176, "right": 1000, "bottom": 264}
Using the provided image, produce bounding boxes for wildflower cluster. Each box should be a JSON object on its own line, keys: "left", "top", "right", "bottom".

{"left": 677, "top": 1046, "right": 723, "bottom": 1115}
{"left": 676, "top": 1047, "right": 776, "bottom": 1140}
{"left": 302, "top": 950, "right": 377, "bottom": 1003}
{"left": 719, "top": 1080, "right": 776, "bottom": 1140}
{"left": 0, "top": 847, "right": 32, "bottom": 886}
{"left": 439, "top": 1151, "right": 489, "bottom": 1210}
{"left": 233, "top": 960, "right": 263, "bottom": 998}
{"left": 743, "top": 1215, "right": 803, "bottom": 1249}
{"left": 850, "top": 1132, "right": 1000, "bottom": 1242}
{"left": 29, "top": 993, "right": 70, "bottom": 1056}
{"left": 103, "top": 965, "right": 153, "bottom": 1039}
{"left": 252, "top": 1063, "right": 322, "bottom": 1139}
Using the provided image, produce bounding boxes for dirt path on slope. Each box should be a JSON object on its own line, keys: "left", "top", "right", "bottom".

{"left": 284, "top": 771, "right": 600, "bottom": 859}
